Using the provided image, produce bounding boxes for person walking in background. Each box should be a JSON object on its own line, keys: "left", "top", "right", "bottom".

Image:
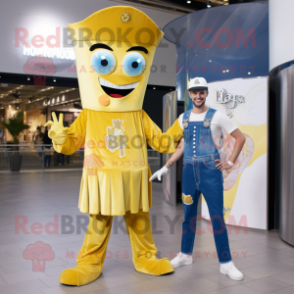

{"left": 34, "top": 126, "right": 44, "bottom": 158}
{"left": 43, "top": 126, "right": 52, "bottom": 168}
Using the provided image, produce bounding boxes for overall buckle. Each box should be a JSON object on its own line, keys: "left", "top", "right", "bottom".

{"left": 183, "top": 119, "right": 189, "bottom": 128}
{"left": 203, "top": 119, "right": 210, "bottom": 127}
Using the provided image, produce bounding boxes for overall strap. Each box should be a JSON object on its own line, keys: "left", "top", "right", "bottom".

{"left": 203, "top": 108, "right": 217, "bottom": 128}
{"left": 182, "top": 109, "right": 192, "bottom": 128}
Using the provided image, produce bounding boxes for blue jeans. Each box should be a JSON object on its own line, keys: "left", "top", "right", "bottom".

{"left": 44, "top": 155, "right": 52, "bottom": 167}
{"left": 181, "top": 159, "right": 232, "bottom": 264}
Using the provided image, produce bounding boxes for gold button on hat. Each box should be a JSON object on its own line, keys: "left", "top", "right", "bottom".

{"left": 120, "top": 12, "right": 131, "bottom": 23}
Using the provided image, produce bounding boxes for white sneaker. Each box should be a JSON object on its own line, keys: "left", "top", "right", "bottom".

{"left": 171, "top": 253, "right": 193, "bottom": 268}
{"left": 220, "top": 261, "right": 244, "bottom": 280}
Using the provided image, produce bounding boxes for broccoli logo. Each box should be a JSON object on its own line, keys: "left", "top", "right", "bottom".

{"left": 23, "top": 241, "right": 55, "bottom": 272}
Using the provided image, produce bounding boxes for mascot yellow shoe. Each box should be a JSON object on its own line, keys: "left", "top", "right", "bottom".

{"left": 59, "top": 214, "right": 112, "bottom": 286}
{"left": 124, "top": 210, "right": 174, "bottom": 276}
{"left": 45, "top": 6, "right": 183, "bottom": 286}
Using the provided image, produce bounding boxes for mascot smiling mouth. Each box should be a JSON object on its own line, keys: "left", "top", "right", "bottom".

{"left": 99, "top": 77, "right": 139, "bottom": 98}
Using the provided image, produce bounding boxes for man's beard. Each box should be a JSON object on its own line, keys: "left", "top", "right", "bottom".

{"left": 193, "top": 99, "right": 205, "bottom": 109}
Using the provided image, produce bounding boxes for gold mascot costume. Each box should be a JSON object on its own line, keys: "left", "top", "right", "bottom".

{"left": 45, "top": 6, "right": 183, "bottom": 286}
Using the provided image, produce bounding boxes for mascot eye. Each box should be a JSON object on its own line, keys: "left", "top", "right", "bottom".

{"left": 122, "top": 52, "right": 146, "bottom": 77}
{"left": 91, "top": 50, "right": 116, "bottom": 75}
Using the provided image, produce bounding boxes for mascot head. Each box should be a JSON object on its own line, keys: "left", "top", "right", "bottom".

{"left": 68, "top": 6, "right": 164, "bottom": 112}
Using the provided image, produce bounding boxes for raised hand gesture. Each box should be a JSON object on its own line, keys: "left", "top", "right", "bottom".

{"left": 44, "top": 112, "right": 69, "bottom": 145}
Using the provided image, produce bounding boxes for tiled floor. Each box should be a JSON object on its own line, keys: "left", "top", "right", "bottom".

{"left": 0, "top": 171, "right": 294, "bottom": 294}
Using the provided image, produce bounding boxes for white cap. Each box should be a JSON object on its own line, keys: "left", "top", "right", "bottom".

{"left": 188, "top": 77, "right": 208, "bottom": 91}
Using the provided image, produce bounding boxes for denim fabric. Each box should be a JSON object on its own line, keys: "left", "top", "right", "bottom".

{"left": 44, "top": 155, "right": 52, "bottom": 167}
{"left": 183, "top": 108, "right": 222, "bottom": 159}
{"left": 180, "top": 108, "right": 232, "bottom": 264}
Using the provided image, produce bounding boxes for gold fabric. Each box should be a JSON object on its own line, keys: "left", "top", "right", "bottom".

{"left": 59, "top": 210, "right": 173, "bottom": 286}
{"left": 53, "top": 109, "right": 183, "bottom": 216}
{"left": 59, "top": 214, "right": 113, "bottom": 286}
{"left": 68, "top": 6, "right": 164, "bottom": 46}
{"left": 124, "top": 210, "right": 174, "bottom": 275}
{"left": 54, "top": 5, "right": 176, "bottom": 286}
{"left": 67, "top": 7, "right": 163, "bottom": 113}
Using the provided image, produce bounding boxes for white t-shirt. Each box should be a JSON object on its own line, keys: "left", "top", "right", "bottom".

{"left": 179, "top": 110, "right": 237, "bottom": 148}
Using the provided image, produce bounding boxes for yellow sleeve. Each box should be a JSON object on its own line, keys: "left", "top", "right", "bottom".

{"left": 142, "top": 110, "right": 184, "bottom": 153}
{"left": 53, "top": 109, "right": 87, "bottom": 155}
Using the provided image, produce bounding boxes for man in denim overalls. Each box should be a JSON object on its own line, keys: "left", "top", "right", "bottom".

{"left": 150, "top": 77, "right": 246, "bottom": 280}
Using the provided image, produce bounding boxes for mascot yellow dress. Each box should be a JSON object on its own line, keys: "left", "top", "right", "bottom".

{"left": 45, "top": 6, "right": 183, "bottom": 286}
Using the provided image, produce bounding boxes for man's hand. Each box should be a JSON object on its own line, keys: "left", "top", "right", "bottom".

{"left": 149, "top": 166, "right": 169, "bottom": 181}
{"left": 44, "top": 112, "right": 69, "bottom": 145}
{"left": 215, "top": 159, "right": 233, "bottom": 171}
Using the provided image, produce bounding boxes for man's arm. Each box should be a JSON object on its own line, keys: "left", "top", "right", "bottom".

{"left": 227, "top": 128, "right": 246, "bottom": 163}
{"left": 149, "top": 140, "right": 184, "bottom": 182}
{"left": 165, "top": 140, "right": 184, "bottom": 168}
{"left": 215, "top": 128, "right": 246, "bottom": 170}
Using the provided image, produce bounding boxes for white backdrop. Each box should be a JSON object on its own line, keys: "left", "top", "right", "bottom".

{"left": 0, "top": 0, "right": 179, "bottom": 86}
{"left": 201, "top": 77, "right": 268, "bottom": 230}
{"left": 270, "top": 0, "right": 294, "bottom": 70}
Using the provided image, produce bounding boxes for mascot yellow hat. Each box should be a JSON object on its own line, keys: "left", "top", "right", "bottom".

{"left": 68, "top": 6, "right": 164, "bottom": 112}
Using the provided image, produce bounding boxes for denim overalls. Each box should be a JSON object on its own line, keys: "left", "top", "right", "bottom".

{"left": 181, "top": 108, "right": 232, "bottom": 264}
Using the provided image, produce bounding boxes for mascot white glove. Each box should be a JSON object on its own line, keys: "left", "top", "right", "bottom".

{"left": 149, "top": 166, "right": 169, "bottom": 182}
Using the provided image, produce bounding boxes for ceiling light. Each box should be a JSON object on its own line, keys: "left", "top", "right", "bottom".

{"left": 53, "top": 79, "right": 56, "bottom": 82}
{"left": 187, "top": 1, "right": 191, "bottom": 3}
{"left": 153, "top": 87, "right": 156, "bottom": 90}
{"left": 28, "top": 98, "right": 32, "bottom": 103}
{"left": 27, "top": 77, "right": 30, "bottom": 81}
{"left": 207, "top": 0, "right": 211, "bottom": 8}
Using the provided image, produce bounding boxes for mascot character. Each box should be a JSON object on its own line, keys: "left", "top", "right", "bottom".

{"left": 45, "top": 6, "right": 183, "bottom": 286}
